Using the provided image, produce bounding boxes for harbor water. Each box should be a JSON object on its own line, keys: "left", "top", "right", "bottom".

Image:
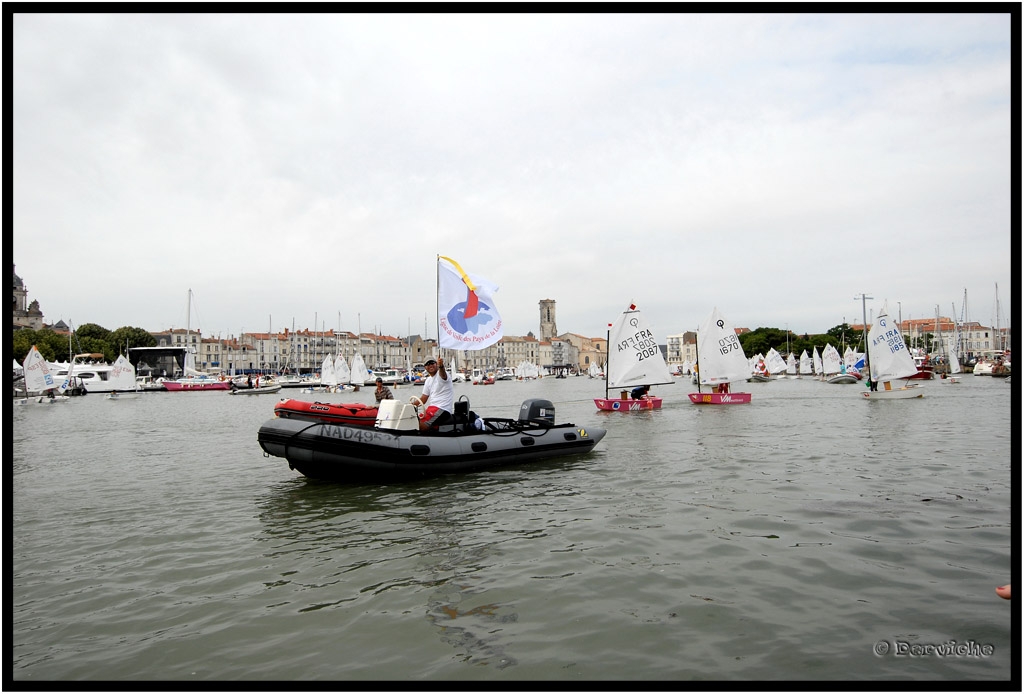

{"left": 11, "top": 375, "right": 1015, "bottom": 684}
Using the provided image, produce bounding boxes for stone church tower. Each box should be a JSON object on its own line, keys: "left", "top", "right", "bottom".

{"left": 13, "top": 265, "right": 45, "bottom": 330}
{"left": 539, "top": 299, "right": 557, "bottom": 342}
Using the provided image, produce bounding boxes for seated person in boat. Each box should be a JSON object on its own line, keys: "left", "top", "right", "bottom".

{"left": 374, "top": 377, "right": 394, "bottom": 403}
{"left": 714, "top": 382, "right": 730, "bottom": 394}
{"left": 631, "top": 384, "right": 650, "bottom": 399}
{"left": 410, "top": 357, "right": 453, "bottom": 430}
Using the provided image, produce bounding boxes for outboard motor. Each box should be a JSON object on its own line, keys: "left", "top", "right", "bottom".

{"left": 519, "top": 398, "right": 555, "bottom": 425}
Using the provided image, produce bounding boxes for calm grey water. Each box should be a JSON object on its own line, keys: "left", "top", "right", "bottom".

{"left": 11, "top": 375, "right": 1015, "bottom": 684}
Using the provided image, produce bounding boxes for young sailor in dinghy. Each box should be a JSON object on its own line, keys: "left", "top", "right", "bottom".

{"left": 631, "top": 385, "right": 650, "bottom": 400}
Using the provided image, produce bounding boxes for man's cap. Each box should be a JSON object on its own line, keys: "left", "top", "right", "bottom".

{"left": 425, "top": 358, "right": 437, "bottom": 366}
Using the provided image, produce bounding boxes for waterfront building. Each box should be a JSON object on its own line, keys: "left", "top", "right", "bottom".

{"left": 896, "top": 317, "right": 1011, "bottom": 361}
{"left": 848, "top": 317, "right": 1013, "bottom": 362}
{"left": 559, "top": 332, "right": 603, "bottom": 373}
{"left": 666, "top": 331, "right": 697, "bottom": 369}
{"left": 499, "top": 334, "right": 541, "bottom": 371}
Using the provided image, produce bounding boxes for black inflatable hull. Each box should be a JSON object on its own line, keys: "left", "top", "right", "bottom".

{"left": 257, "top": 417, "right": 606, "bottom": 481}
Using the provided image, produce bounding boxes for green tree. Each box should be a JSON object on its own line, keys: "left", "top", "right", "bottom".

{"left": 75, "top": 323, "right": 111, "bottom": 343}
{"left": 13, "top": 324, "right": 157, "bottom": 364}
{"left": 739, "top": 327, "right": 791, "bottom": 357}
{"left": 108, "top": 326, "right": 158, "bottom": 355}
{"left": 12, "top": 328, "right": 72, "bottom": 363}
{"left": 826, "top": 323, "right": 863, "bottom": 351}
{"left": 739, "top": 332, "right": 770, "bottom": 357}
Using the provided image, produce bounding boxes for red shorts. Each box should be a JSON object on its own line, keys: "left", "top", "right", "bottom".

{"left": 418, "top": 406, "right": 452, "bottom": 428}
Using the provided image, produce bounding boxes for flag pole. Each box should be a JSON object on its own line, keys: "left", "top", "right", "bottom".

{"left": 435, "top": 255, "right": 441, "bottom": 365}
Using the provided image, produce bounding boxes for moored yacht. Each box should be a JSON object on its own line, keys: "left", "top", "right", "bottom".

{"left": 48, "top": 354, "right": 118, "bottom": 394}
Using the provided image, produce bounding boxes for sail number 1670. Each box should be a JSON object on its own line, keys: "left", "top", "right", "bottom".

{"left": 718, "top": 337, "right": 741, "bottom": 356}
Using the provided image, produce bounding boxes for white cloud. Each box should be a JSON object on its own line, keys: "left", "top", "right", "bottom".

{"left": 13, "top": 11, "right": 1013, "bottom": 341}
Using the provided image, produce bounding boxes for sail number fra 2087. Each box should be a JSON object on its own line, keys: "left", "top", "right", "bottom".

{"left": 618, "top": 329, "right": 659, "bottom": 362}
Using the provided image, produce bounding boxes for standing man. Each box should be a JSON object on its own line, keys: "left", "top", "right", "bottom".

{"left": 374, "top": 377, "right": 394, "bottom": 403}
{"left": 411, "top": 356, "right": 454, "bottom": 430}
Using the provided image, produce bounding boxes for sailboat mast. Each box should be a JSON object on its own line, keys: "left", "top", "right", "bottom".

{"left": 856, "top": 293, "right": 874, "bottom": 378}
{"left": 953, "top": 302, "right": 960, "bottom": 360}
{"left": 994, "top": 282, "right": 1002, "bottom": 352}
{"left": 604, "top": 327, "right": 610, "bottom": 400}
{"left": 694, "top": 326, "right": 701, "bottom": 394}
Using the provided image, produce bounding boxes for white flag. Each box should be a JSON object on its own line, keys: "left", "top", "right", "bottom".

{"left": 437, "top": 256, "right": 503, "bottom": 350}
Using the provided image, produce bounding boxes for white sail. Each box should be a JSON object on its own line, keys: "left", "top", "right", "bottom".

{"left": 821, "top": 344, "right": 843, "bottom": 375}
{"left": 786, "top": 353, "right": 798, "bottom": 375}
{"left": 867, "top": 305, "right": 919, "bottom": 382}
{"left": 57, "top": 355, "right": 76, "bottom": 394}
{"left": 798, "top": 350, "right": 811, "bottom": 375}
{"left": 321, "top": 355, "right": 338, "bottom": 387}
{"left": 349, "top": 353, "right": 368, "bottom": 386}
{"left": 948, "top": 318, "right": 962, "bottom": 375}
{"left": 843, "top": 347, "right": 865, "bottom": 371}
{"left": 23, "top": 346, "right": 58, "bottom": 393}
{"left": 517, "top": 361, "right": 539, "bottom": 379}
{"left": 588, "top": 362, "right": 601, "bottom": 378}
{"left": 948, "top": 339, "right": 962, "bottom": 375}
{"left": 811, "top": 348, "right": 823, "bottom": 376}
{"left": 109, "top": 354, "right": 138, "bottom": 391}
{"left": 764, "top": 348, "right": 788, "bottom": 375}
{"left": 335, "top": 354, "right": 351, "bottom": 384}
{"left": 606, "top": 304, "right": 674, "bottom": 389}
{"left": 183, "top": 350, "right": 204, "bottom": 377}
{"left": 695, "top": 307, "right": 751, "bottom": 386}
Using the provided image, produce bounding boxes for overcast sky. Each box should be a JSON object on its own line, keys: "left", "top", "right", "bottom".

{"left": 12, "top": 11, "right": 1015, "bottom": 342}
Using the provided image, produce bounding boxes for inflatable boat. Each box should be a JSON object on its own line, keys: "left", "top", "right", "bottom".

{"left": 273, "top": 399, "right": 379, "bottom": 426}
{"left": 257, "top": 398, "right": 606, "bottom": 482}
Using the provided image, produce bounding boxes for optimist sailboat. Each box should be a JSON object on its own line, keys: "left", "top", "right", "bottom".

{"left": 688, "top": 307, "right": 752, "bottom": 404}
{"left": 321, "top": 354, "right": 339, "bottom": 392}
{"left": 946, "top": 310, "right": 962, "bottom": 383}
{"left": 349, "top": 352, "right": 368, "bottom": 391}
{"left": 21, "top": 345, "right": 69, "bottom": 403}
{"left": 105, "top": 354, "right": 141, "bottom": 399}
{"left": 940, "top": 304, "right": 962, "bottom": 383}
{"left": 764, "top": 347, "right": 788, "bottom": 378}
{"left": 862, "top": 303, "right": 923, "bottom": 400}
{"left": 594, "top": 303, "right": 674, "bottom": 412}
